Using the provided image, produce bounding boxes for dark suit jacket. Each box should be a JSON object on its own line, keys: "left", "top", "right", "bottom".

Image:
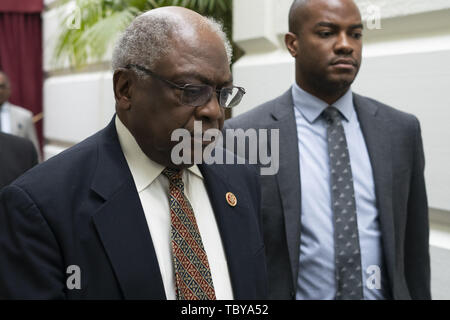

{"left": 0, "top": 132, "right": 37, "bottom": 189}
{"left": 225, "top": 89, "right": 430, "bottom": 300}
{"left": 0, "top": 117, "right": 267, "bottom": 299}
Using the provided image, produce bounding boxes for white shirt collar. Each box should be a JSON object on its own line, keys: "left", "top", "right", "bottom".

{"left": 0, "top": 101, "right": 11, "bottom": 110}
{"left": 115, "top": 115, "right": 203, "bottom": 192}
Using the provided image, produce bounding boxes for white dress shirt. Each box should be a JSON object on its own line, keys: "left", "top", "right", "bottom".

{"left": 115, "top": 116, "right": 233, "bottom": 300}
{"left": 0, "top": 102, "right": 11, "bottom": 133}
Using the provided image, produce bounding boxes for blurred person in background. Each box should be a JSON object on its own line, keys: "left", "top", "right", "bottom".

{"left": 0, "top": 71, "right": 40, "bottom": 159}
{"left": 0, "top": 132, "right": 37, "bottom": 189}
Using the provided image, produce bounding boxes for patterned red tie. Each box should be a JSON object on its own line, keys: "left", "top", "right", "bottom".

{"left": 162, "top": 168, "right": 216, "bottom": 300}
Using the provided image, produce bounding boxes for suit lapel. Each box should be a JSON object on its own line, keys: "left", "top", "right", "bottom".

{"left": 354, "top": 94, "right": 396, "bottom": 294}
{"left": 270, "top": 89, "right": 302, "bottom": 289}
{"left": 91, "top": 118, "right": 166, "bottom": 299}
{"left": 199, "top": 163, "right": 263, "bottom": 299}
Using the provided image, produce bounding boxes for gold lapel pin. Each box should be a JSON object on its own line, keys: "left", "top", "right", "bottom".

{"left": 226, "top": 192, "right": 237, "bottom": 207}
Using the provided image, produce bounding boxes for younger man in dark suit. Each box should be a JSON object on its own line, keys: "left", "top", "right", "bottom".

{"left": 226, "top": 0, "right": 430, "bottom": 300}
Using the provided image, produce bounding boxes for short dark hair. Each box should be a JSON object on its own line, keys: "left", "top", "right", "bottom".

{"left": 288, "top": 0, "right": 311, "bottom": 33}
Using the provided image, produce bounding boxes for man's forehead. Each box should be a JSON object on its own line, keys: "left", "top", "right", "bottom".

{"left": 162, "top": 53, "right": 231, "bottom": 84}
{"left": 156, "top": 34, "right": 230, "bottom": 84}
{"left": 303, "top": 0, "right": 361, "bottom": 24}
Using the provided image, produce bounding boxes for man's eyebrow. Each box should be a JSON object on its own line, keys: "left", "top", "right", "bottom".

{"left": 349, "top": 23, "right": 364, "bottom": 30}
{"left": 174, "top": 72, "right": 233, "bottom": 86}
{"left": 173, "top": 72, "right": 212, "bottom": 84}
{"left": 315, "top": 21, "right": 338, "bottom": 28}
{"left": 315, "top": 22, "right": 364, "bottom": 30}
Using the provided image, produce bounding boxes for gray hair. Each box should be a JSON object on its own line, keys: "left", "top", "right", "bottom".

{"left": 111, "top": 11, "right": 232, "bottom": 76}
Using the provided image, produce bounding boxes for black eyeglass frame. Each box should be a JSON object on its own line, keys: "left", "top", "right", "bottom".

{"left": 125, "top": 64, "right": 245, "bottom": 109}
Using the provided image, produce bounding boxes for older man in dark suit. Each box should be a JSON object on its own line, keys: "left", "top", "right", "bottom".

{"left": 0, "top": 132, "right": 37, "bottom": 189}
{"left": 0, "top": 7, "right": 266, "bottom": 300}
{"left": 226, "top": 0, "right": 430, "bottom": 300}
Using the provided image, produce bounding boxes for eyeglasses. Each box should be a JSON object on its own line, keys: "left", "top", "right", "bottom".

{"left": 126, "top": 64, "right": 245, "bottom": 109}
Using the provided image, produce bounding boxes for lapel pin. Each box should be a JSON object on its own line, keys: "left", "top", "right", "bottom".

{"left": 226, "top": 192, "right": 237, "bottom": 207}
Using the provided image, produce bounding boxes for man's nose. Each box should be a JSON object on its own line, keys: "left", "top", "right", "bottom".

{"left": 195, "top": 93, "right": 224, "bottom": 122}
{"left": 334, "top": 32, "right": 354, "bottom": 54}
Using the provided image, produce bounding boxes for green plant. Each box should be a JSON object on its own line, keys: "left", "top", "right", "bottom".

{"left": 54, "top": 0, "right": 233, "bottom": 69}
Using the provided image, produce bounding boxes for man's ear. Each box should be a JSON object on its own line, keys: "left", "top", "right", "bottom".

{"left": 285, "top": 32, "right": 299, "bottom": 58}
{"left": 113, "top": 69, "right": 134, "bottom": 111}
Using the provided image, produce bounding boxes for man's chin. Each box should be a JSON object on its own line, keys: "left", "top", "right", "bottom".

{"left": 326, "top": 76, "right": 355, "bottom": 92}
{"left": 166, "top": 140, "right": 218, "bottom": 168}
{"left": 191, "top": 137, "right": 216, "bottom": 147}
{"left": 168, "top": 163, "right": 195, "bottom": 170}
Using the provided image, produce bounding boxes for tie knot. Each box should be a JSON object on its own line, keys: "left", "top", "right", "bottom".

{"left": 322, "top": 106, "right": 342, "bottom": 124}
{"left": 162, "top": 167, "right": 183, "bottom": 184}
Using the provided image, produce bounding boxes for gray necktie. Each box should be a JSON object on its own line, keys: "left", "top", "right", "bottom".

{"left": 322, "top": 106, "right": 364, "bottom": 300}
